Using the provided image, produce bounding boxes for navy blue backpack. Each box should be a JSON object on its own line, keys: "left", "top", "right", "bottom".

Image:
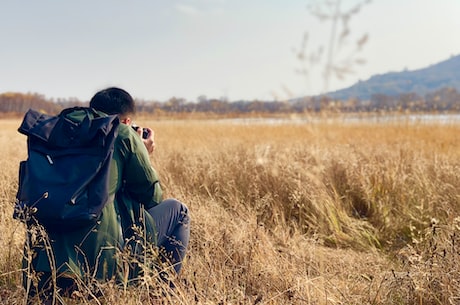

{"left": 14, "top": 107, "right": 119, "bottom": 232}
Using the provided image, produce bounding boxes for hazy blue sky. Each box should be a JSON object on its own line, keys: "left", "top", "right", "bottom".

{"left": 1, "top": 0, "right": 460, "bottom": 102}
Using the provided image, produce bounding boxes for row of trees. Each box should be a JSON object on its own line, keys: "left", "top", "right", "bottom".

{"left": 1, "top": 88, "right": 459, "bottom": 116}
{"left": 0, "top": 92, "right": 62, "bottom": 115}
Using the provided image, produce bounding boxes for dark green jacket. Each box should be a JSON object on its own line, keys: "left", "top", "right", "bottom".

{"left": 27, "top": 110, "right": 162, "bottom": 282}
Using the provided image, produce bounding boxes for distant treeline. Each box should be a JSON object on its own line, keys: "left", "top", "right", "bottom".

{"left": 1, "top": 87, "right": 459, "bottom": 116}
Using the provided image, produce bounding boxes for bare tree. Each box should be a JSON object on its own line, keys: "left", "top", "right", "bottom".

{"left": 295, "top": 0, "right": 371, "bottom": 95}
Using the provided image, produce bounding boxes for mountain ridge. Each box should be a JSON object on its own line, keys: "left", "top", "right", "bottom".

{"left": 322, "top": 54, "right": 460, "bottom": 100}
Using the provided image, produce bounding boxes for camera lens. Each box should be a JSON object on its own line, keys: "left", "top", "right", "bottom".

{"left": 142, "top": 128, "right": 149, "bottom": 139}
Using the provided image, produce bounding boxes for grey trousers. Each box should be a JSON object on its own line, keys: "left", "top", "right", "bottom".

{"left": 147, "top": 198, "right": 190, "bottom": 275}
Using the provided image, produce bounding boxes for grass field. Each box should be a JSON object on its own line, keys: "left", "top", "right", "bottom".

{"left": 1, "top": 116, "right": 459, "bottom": 304}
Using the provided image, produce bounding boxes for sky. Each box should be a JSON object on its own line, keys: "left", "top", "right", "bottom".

{"left": 1, "top": 0, "right": 460, "bottom": 102}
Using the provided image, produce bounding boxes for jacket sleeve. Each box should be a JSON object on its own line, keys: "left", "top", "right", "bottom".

{"left": 116, "top": 126, "right": 163, "bottom": 209}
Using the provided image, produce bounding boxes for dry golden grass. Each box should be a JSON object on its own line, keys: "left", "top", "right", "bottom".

{"left": 1, "top": 115, "right": 459, "bottom": 304}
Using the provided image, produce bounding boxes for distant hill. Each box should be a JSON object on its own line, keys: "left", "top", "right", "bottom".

{"left": 323, "top": 54, "right": 460, "bottom": 100}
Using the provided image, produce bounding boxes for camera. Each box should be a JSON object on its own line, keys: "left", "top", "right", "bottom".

{"left": 132, "top": 125, "right": 150, "bottom": 139}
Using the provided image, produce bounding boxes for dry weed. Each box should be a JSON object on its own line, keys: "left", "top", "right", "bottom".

{"left": 0, "top": 116, "right": 459, "bottom": 304}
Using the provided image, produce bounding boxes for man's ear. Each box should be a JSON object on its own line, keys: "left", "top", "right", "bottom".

{"left": 121, "top": 117, "right": 132, "bottom": 125}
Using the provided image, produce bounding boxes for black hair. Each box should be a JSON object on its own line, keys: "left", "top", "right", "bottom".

{"left": 89, "top": 87, "right": 135, "bottom": 116}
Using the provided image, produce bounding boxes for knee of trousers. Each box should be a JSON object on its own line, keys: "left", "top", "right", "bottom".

{"left": 162, "top": 198, "right": 190, "bottom": 224}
